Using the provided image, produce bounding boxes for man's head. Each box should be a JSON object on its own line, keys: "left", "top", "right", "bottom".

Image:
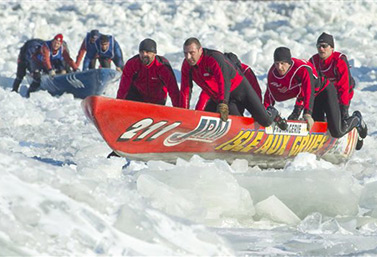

{"left": 52, "top": 34, "right": 63, "bottom": 50}
{"left": 316, "top": 32, "right": 334, "bottom": 60}
{"left": 183, "top": 37, "right": 203, "bottom": 66}
{"left": 99, "top": 35, "right": 110, "bottom": 51}
{"left": 139, "top": 38, "right": 157, "bottom": 65}
{"left": 273, "top": 47, "right": 292, "bottom": 76}
{"left": 89, "top": 29, "right": 100, "bottom": 43}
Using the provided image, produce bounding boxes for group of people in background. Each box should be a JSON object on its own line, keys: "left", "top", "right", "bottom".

{"left": 12, "top": 30, "right": 124, "bottom": 97}
{"left": 12, "top": 30, "right": 368, "bottom": 151}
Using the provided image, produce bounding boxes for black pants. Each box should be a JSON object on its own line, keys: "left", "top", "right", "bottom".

{"left": 312, "top": 83, "right": 358, "bottom": 138}
{"left": 205, "top": 78, "right": 275, "bottom": 127}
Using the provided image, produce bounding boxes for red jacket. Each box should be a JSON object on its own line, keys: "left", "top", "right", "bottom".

{"left": 180, "top": 48, "right": 243, "bottom": 109}
{"left": 241, "top": 63, "right": 262, "bottom": 101}
{"left": 264, "top": 58, "right": 329, "bottom": 115}
{"left": 309, "top": 51, "right": 354, "bottom": 106}
{"left": 195, "top": 62, "right": 262, "bottom": 110}
{"left": 116, "top": 55, "right": 180, "bottom": 107}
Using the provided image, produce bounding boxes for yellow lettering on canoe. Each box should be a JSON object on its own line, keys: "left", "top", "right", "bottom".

{"left": 231, "top": 131, "right": 254, "bottom": 152}
{"left": 273, "top": 135, "right": 291, "bottom": 156}
{"left": 254, "top": 135, "right": 274, "bottom": 154}
{"left": 240, "top": 131, "right": 264, "bottom": 153}
{"left": 215, "top": 131, "right": 244, "bottom": 151}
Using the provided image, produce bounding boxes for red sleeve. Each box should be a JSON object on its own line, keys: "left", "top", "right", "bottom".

{"left": 195, "top": 91, "right": 210, "bottom": 110}
{"left": 159, "top": 64, "right": 180, "bottom": 107}
{"left": 264, "top": 69, "right": 275, "bottom": 108}
{"left": 180, "top": 61, "right": 191, "bottom": 108}
{"left": 75, "top": 39, "right": 87, "bottom": 67}
{"left": 333, "top": 58, "right": 351, "bottom": 106}
{"left": 116, "top": 59, "right": 135, "bottom": 99}
{"left": 263, "top": 87, "right": 275, "bottom": 108}
{"left": 242, "top": 64, "right": 262, "bottom": 101}
{"left": 63, "top": 47, "right": 78, "bottom": 71}
{"left": 296, "top": 67, "right": 315, "bottom": 115}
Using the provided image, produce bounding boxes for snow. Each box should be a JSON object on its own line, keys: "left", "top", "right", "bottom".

{"left": 1, "top": 0, "right": 377, "bottom": 255}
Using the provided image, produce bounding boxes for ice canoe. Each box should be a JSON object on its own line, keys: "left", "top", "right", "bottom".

{"left": 82, "top": 96, "right": 359, "bottom": 168}
{"left": 34, "top": 68, "right": 120, "bottom": 99}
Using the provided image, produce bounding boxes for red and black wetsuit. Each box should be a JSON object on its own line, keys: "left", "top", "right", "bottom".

{"left": 309, "top": 51, "right": 354, "bottom": 107}
{"left": 117, "top": 55, "right": 180, "bottom": 107}
{"left": 195, "top": 62, "right": 263, "bottom": 114}
{"left": 265, "top": 58, "right": 358, "bottom": 138}
{"left": 180, "top": 48, "right": 274, "bottom": 127}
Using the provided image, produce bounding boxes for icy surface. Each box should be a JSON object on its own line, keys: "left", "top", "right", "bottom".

{"left": 1, "top": 1, "right": 377, "bottom": 255}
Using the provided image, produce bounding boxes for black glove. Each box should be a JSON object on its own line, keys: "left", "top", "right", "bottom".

{"left": 340, "top": 104, "right": 349, "bottom": 120}
{"left": 288, "top": 105, "right": 303, "bottom": 120}
{"left": 217, "top": 103, "right": 229, "bottom": 122}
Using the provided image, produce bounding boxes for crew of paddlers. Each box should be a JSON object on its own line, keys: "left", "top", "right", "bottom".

{"left": 12, "top": 31, "right": 368, "bottom": 150}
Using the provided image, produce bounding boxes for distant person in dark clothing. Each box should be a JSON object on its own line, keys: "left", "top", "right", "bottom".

{"left": 12, "top": 38, "right": 44, "bottom": 92}
{"left": 76, "top": 29, "right": 101, "bottom": 70}
{"left": 85, "top": 34, "right": 124, "bottom": 72}
{"left": 180, "top": 37, "right": 285, "bottom": 129}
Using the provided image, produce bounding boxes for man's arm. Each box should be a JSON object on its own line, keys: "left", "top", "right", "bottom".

{"left": 41, "top": 44, "right": 52, "bottom": 71}
{"left": 180, "top": 61, "right": 192, "bottom": 109}
{"left": 158, "top": 58, "right": 180, "bottom": 107}
{"left": 113, "top": 40, "right": 124, "bottom": 71}
{"left": 195, "top": 91, "right": 210, "bottom": 111}
{"left": 116, "top": 59, "right": 134, "bottom": 99}
{"left": 62, "top": 46, "right": 78, "bottom": 71}
{"left": 75, "top": 39, "right": 87, "bottom": 67}
{"left": 334, "top": 57, "right": 351, "bottom": 106}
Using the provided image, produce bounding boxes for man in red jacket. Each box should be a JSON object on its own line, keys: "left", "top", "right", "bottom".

{"left": 109, "top": 39, "right": 180, "bottom": 158}
{"left": 180, "top": 37, "right": 285, "bottom": 129}
{"left": 116, "top": 38, "right": 180, "bottom": 107}
{"left": 264, "top": 47, "right": 367, "bottom": 145}
{"left": 309, "top": 32, "right": 354, "bottom": 120}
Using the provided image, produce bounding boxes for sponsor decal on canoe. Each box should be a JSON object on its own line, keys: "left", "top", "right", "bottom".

{"left": 265, "top": 122, "right": 308, "bottom": 136}
{"left": 117, "top": 118, "right": 181, "bottom": 142}
{"left": 66, "top": 73, "right": 85, "bottom": 88}
{"left": 216, "top": 129, "right": 330, "bottom": 157}
{"left": 164, "top": 116, "right": 231, "bottom": 146}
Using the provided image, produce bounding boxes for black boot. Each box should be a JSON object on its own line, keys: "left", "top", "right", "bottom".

{"left": 353, "top": 111, "right": 368, "bottom": 139}
{"left": 267, "top": 106, "right": 288, "bottom": 130}
{"left": 26, "top": 81, "right": 40, "bottom": 98}
{"left": 356, "top": 138, "right": 363, "bottom": 150}
{"left": 12, "top": 78, "right": 22, "bottom": 92}
{"left": 107, "top": 151, "right": 120, "bottom": 158}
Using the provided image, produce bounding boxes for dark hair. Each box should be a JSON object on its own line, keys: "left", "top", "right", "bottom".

{"left": 184, "top": 37, "right": 201, "bottom": 48}
{"left": 100, "top": 35, "right": 109, "bottom": 43}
